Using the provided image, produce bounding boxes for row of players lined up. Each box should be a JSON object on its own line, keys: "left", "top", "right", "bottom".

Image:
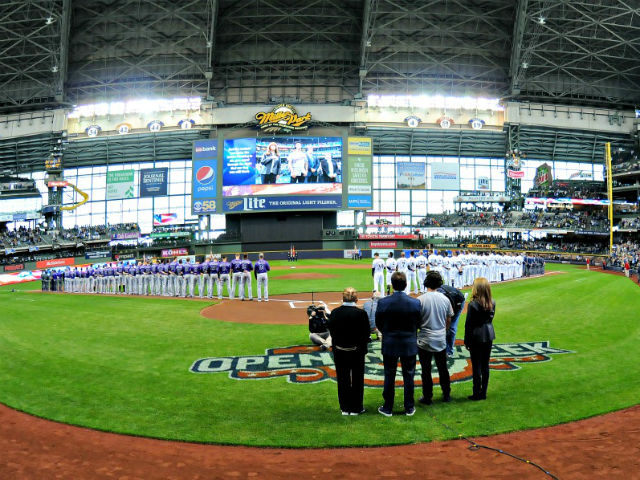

{"left": 41, "top": 253, "right": 272, "bottom": 301}
{"left": 371, "top": 250, "right": 545, "bottom": 294}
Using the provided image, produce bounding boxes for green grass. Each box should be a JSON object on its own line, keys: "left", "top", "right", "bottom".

{"left": 0, "top": 262, "right": 639, "bottom": 447}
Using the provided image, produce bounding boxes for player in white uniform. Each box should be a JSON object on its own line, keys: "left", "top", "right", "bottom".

{"left": 515, "top": 253, "right": 524, "bottom": 278}
{"left": 441, "top": 253, "right": 452, "bottom": 287}
{"left": 385, "top": 252, "right": 397, "bottom": 296}
{"left": 396, "top": 251, "right": 409, "bottom": 294}
{"left": 407, "top": 251, "right": 418, "bottom": 294}
{"left": 451, "top": 252, "right": 464, "bottom": 289}
{"left": 415, "top": 250, "right": 428, "bottom": 293}
{"left": 372, "top": 252, "right": 386, "bottom": 294}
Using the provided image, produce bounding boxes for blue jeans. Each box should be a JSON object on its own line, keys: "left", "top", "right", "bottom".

{"left": 446, "top": 300, "right": 464, "bottom": 356}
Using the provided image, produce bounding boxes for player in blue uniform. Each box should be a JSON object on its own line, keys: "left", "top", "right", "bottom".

{"left": 209, "top": 256, "right": 220, "bottom": 299}
{"left": 240, "top": 254, "right": 253, "bottom": 301}
{"left": 230, "top": 253, "right": 244, "bottom": 299}
{"left": 218, "top": 256, "right": 232, "bottom": 299}
{"left": 198, "top": 258, "right": 208, "bottom": 299}
{"left": 254, "top": 253, "right": 271, "bottom": 302}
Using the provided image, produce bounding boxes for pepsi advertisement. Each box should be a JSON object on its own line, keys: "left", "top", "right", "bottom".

{"left": 191, "top": 139, "right": 218, "bottom": 214}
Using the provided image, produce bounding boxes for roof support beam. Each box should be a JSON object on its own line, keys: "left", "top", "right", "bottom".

{"left": 205, "top": 0, "right": 219, "bottom": 100}
{"left": 358, "top": 0, "right": 377, "bottom": 97}
{"left": 509, "top": 0, "right": 528, "bottom": 95}
{"left": 57, "top": 0, "right": 72, "bottom": 103}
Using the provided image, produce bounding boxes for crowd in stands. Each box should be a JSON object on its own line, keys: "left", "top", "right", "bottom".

{"left": 527, "top": 180, "right": 607, "bottom": 200}
{"left": 612, "top": 149, "right": 639, "bottom": 174}
{"left": 608, "top": 241, "right": 640, "bottom": 269}
{"left": 416, "top": 210, "right": 609, "bottom": 233}
{"left": 1, "top": 223, "right": 139, "bottom": 249}
{"left": 618, "top": 217, "right": 640, "bottom": 230}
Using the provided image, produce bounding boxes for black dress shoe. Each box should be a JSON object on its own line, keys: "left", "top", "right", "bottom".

{"left": 468, "top": 395, "right": 482, "bottom": 401}
{"left": 443, "top": 394, "right": 451, "bottom": 403}
{"left": 418, "top": 396, "right": 432, "bottom": 405}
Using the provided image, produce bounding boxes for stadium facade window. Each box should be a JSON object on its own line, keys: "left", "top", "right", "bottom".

{"left": 371, "top": 155, "right": 605, "bottom": 225}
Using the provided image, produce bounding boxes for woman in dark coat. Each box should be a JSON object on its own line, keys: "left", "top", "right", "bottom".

{"left": 464, "top": 277, "right": 496, "bottom": 400}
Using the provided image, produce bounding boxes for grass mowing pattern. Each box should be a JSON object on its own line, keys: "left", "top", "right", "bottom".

{"left": 0, "top": 263, "right": 638, "bottom": 447}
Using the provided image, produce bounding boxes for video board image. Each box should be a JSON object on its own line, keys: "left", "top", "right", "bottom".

{"left": 222, "top": 136, "right": 342, "bottom": 197}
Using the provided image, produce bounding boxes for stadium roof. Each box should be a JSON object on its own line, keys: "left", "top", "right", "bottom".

{"left": 1, "top": 0, "right": 639, "bottom": 112}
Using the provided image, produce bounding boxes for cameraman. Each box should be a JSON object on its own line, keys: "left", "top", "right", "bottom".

{"left": 308, "top": 304, "right": 332, "bottom": 351}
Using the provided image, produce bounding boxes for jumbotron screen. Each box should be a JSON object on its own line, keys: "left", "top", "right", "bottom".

{"left": 222, "top": 136, "right": 342, "bottom": 197}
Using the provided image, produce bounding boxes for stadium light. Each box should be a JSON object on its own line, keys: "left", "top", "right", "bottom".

{"left": 367, "top": 94, "right": 503, "bottom": 111}
{"left": 68, "top": 97, "right": 202, "bottom": 118}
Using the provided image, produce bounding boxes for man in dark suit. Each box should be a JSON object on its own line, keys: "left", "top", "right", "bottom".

{"left": 375, "top": 272, "right": 421, "bottom": 416}
{"left": 328, "top": 287, "right": 371, "bottom": 415}
{"left": 320, "top": 153, "right": 338, "bottom": 183}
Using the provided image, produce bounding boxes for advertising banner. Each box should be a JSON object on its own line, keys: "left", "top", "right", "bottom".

{"left": 192, "top": 140, "right": 218, "bottom": 215}
{"left": 370, "top": 241, "right": 397, "bottom": 248}
{"left": 3, "top": 264, "right": 25, "bottom": 272}
{"left": 507, "top": 170, "right": 525, "bottom": 179}
{"left": 477, "top": 176, "right": 491, "bottom": 191}
{"left": 113, "top": 253, "right": 136, "bottom": 261}
{"left": 396, "top": 162, "right": 426, "bottom": 189}
{"left": 149, "top": 232, "right": 191, "bottom": 238}
{"left": 223, "top": 195, "right": 342, "bottom": 213}
{"left": 347, "top": 137, "right": 372, "bottom": 155}
{"left": 140, "top": 168, "right": 168, "bottom": 197}
{"left": 534, "top": 163, "right": 553, "bottom": 188}
{"left": 347, "top": 195, "right": 373, "bottom": 209}
{"left": 359, "top": 234, "right": 419, "bottom": 240}
{"left": 106, "top": 170, "right": 135, "bottom": 200}
{"left": 192, "top": 140, "right": 218, "bottom": 160}
{"left": 85, "top": 251, "right": 111, "bottom": 259}
{"left": 192, "top": 158, "right": 218, "bottom": 214}
{"left": 161, "top": 248, "right": 189, "bottom": 257}
{"left": 347, "top": 156, "right": 372, "bottom": 194}
{"left": 431, "top": 163, "right": 460, "bottom": 190}
{"left": 36, "top": 257, "right": 74, "bottom": 269}
{"left": 111, "top": 232, "right": 140, "bottom": 240}
{"left": 346, "top": 154, "right": 372, "bottom": 209}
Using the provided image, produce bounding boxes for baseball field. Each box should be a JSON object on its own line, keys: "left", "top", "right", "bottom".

{"left": 0, "top": 260, "right": 638, "bottom": 448}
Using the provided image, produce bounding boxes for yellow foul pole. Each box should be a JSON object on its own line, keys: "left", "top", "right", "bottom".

{"left": 605, "top": 142, "right": 613, "bottom": 255}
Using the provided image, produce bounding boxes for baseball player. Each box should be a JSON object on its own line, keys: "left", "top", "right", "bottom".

{"left": 407, "top": 251, "right": 418, "bottom": 294}
{"left": 208, "top": 256, "right": 220, "bottom": 298}
{"left": 160, "top": 260, "right": 170, "bottom": 296}
{"left": 183, "top": 260, "right": 194, "bottom": 297}
{"left": 167, "top": 259, "right": 177, "bottom": 296}
{"left": 371, "top": 252, "right": 385, "bottom": 294}
{"left": 199, "top": 257, "right": 209, "bottom": 298}
{"left": 63, "top": 267, "right": 71, "bottom": 292}
{"left": 189, "top": 260, "right": 200, "bottom": 297}
{"left": 241, "top": 254, "right": 253, "bottom": 301}
{"left": 384, "top": 252, "right": 397, "bottom": 296}
{"left": 230, "top": 253, "right": 244, "bottom": 299}
{"left": 112, "top": 262, "right": 121, "bottom": 294}
{"left": 254, "top": 253, "right": 270, "bottom": 301}
{"left": 175, "top": 260, "right": 186, "bottom": 297}
{"left": 218, "top": 255, "right": 232, "bottom": 299}
{"left": 416, "top": 250, "right": 428, "bottom": 293}
{"left": 87, "top": 265, "right": 95, "bottom": 293}
{"left": 396, "top": 251, "right": 409, "bottom": 294}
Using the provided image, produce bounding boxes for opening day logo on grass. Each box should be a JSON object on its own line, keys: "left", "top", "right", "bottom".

{"left": 190, "top": 341, "right": 572, "bottom": 387}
